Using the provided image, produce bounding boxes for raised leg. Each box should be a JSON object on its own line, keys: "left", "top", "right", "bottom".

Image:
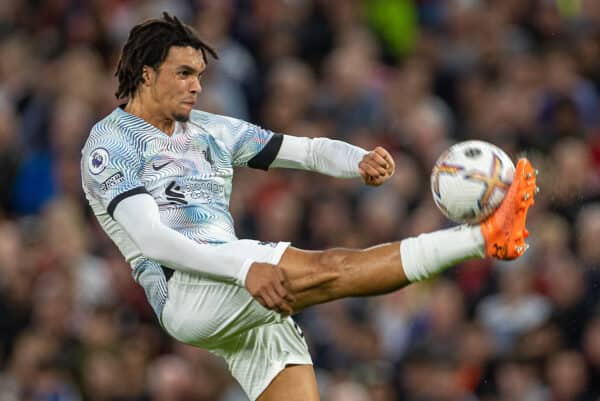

{"left": 277, "top": 159, "right": 538, "bottom": 314}
{"left": 278, "top": 242, "right": 409, "bottom": 312}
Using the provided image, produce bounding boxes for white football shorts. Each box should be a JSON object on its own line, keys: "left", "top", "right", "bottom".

{"left": 160, "top": 239, "right": 313, "bottom": 400}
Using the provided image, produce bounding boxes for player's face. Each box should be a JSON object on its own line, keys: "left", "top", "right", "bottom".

{"left": 151, "top": 46, "right": 205, "bottom": 122}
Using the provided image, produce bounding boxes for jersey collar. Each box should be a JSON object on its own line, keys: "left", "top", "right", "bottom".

{"left": 115, "top": 105, "right": 184, "bottom": 138}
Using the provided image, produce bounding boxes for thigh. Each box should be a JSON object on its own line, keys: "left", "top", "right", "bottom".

{"left": 213, "top": 317, "right": 313, "bottom": 401}
{"left": 257, "top": 365, "right": 320, "bottom": 401}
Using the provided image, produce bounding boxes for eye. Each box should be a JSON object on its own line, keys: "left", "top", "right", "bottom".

{"left": 177, "top": 70, "right": 191, "bottom": 78}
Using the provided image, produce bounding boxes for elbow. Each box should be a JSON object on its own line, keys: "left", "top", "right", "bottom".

{"left": 130, "top": 225, "right": 164, "bottom": 261}
{"left": 138, "top": 241, "right": 160, "bottom": 261}
{"left": 139, "top": 237, "right": 164, "bottom": 261}
{"left": 134, "top": 235, "right": 156, "bottom": 260}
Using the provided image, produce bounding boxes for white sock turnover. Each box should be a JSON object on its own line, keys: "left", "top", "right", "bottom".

{"left": 400, "top": 225, "right": 485, "bottom": 282}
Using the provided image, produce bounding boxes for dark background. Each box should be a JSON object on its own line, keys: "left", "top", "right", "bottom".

{"left": 0, "top": 0, "right": 599, "bottom": 400}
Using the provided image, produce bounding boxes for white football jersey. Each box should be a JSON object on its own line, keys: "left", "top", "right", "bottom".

{"left": 81, "top": 106, "right": 280, "bottom": 315}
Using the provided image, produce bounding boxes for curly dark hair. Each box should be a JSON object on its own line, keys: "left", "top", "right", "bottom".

{"left": 114, "top": 12, "right": 217, "bottom": 99}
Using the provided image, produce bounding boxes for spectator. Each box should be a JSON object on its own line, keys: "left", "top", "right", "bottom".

{"left": 1, "top": 1, "right": 599, "bottom": 399}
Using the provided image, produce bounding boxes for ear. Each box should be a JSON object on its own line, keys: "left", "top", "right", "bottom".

{"left": 141, "top": 66, "right": 154, "bottom": 86}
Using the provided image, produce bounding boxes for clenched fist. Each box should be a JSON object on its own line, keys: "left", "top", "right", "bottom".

{"left": 359, "top": 146, "right": 395, "bottom": 186}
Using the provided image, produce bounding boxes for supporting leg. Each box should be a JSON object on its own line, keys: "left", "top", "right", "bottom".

{"left": 256, "top": 365, "right": 320, "bottom": 401}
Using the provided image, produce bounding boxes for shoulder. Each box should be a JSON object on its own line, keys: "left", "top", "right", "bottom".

{"left": 81, "top": 109, "right": 143, "bottom": 174}
{"left": 83, "top": 107, "right": 158, "bottom": 156}
{"left": 189, "top": 109, "right": 235, "bottom": 124}
{"left": 83, "top": 109, "right": 127, "bottom": 153}
{"left": 188, "top": 109, "right": 251, "bottom": 137}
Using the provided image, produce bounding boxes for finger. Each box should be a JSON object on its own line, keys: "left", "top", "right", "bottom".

{"left": 373, "top": 146, "right": 388, "bottom": 157}
{"left": 267, "top": 287, "right": 293, "bottom": 315}
{"left": 378, "top": 148, "right": 396, "bottom": 171}
{"left": 275, "top": 280, "right": 295, "bottom": 303}
{"left": 279, "top": 303, "right": 293, "bottom": 316}
{"left": 256, "top": 295, "right": 267, "bottom": 309}
{"left": 374, "top": 176, "right": 386, "bottom": 184}
{"left": 277, "top": 266, "right": 288, "bottom": 284}
{"left": 260, "top": 291, "right": 276, "bottom": 310}
{"left": 370, "top": 152, "right": 389, "bottom": 169}
{"left": 371, "top": 162, "right": 389, "bottom": 176}
{"left": 278, "top": 300, "right": 294, "bottom": 316}
{"left": 365, "top": 177, "right": 383, "bottom": 186}
{"left": 363, "top": 157, "right": 388, "bottom": 176}
{"left": 358, "top": 163, "right": 376, "bottom": 178}
{"left": 374, "top": 146, "right": 394, "bottom": 167}
{"left": 359, "top": 162, "right": 381, "bottom": 177}
{"left": 276, "top": 270, "right": 296, "bottom": 303}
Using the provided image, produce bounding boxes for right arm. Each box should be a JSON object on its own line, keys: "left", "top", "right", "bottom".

{"left": 112, "top": 192, "right": 254, "bottom": 285}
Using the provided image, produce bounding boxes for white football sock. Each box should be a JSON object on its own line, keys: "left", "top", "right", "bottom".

{"left": 400, "top": 225, "right": 485, "bottom": 282}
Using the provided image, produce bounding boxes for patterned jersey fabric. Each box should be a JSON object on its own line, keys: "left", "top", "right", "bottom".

{"left": 81, "top": 107, "right": 275, "bottom": 316}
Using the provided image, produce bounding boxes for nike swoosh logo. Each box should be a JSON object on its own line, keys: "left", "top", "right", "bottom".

{"left": 152, "top": 161, "right": 173, "bottom": 171}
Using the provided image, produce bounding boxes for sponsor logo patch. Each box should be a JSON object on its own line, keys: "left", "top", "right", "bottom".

{"left": 100, "top": 172, "right": 125, "bottom": 192}
{"left": 152, "top": 160, "right": 173, "bottom": 171}
{"left": 165, "top": 181, "right": 188, "bottom": 205}
{"left": 88, "top": 148, "right": 109, "bottom": 175}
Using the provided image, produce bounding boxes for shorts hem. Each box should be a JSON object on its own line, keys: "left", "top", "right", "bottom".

{"left": 249, "top": 357, "right": 313, "bottom": 401}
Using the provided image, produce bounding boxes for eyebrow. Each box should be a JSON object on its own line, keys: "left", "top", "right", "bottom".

{"left": 177, "top": 65, "right": 205, "bottom": 74}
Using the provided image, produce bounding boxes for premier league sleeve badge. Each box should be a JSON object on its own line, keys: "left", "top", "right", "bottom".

{"left": 88, "top": 148, "right": 110, "bottom": 175}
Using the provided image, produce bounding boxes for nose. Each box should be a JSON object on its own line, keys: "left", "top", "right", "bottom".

{"left": 190, "top": 76, "right": 202, "bottom": 94}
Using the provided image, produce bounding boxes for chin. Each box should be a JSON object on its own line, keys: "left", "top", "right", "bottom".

{"left": 173, "top": 112, "right": 190, "bottom": 123}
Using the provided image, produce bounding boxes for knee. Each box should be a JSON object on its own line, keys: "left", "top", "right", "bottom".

{"left": 285, "top": 248, "right": 359, "bottom": 308}
{"left": 283, "top": 248, "right": 354, "bottom": 297}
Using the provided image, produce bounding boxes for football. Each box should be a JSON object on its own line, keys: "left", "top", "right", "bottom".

{"left": 431, "top": 140, "right": 515, "bottom": 224}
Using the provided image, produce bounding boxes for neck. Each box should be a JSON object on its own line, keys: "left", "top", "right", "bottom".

{"left": 124, "top": 96, "right": 175, "bottom": 136}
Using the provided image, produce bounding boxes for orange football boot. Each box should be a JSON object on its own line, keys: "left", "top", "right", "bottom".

{"left": 480, "top": 158, "right": 537, "bottom": 260}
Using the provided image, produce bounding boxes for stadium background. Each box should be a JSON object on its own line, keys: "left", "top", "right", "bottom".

{"left": 1, "top": 0, "right": 600, "bottom": 400}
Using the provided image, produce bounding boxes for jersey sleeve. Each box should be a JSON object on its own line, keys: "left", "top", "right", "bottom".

{"left": 81, "top": 131, "right": 147, "bottom": 217}
{"left": 213, "top": 114, "right": 282, "bottom": 169}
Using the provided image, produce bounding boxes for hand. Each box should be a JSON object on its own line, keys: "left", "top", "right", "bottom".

{"left": 245, "top": 262, "right": 296, "bottom": 315}
{"left": 359, "top": 146, "right": 395, "bottom": 186}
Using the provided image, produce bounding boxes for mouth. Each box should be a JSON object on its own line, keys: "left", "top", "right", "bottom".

{"left": 182, "top": 100, "right": 196, "bottom": 107}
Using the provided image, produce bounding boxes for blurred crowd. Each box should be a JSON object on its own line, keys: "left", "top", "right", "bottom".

{"left": 1, "top": 0, "right": 600, "bottom": 400}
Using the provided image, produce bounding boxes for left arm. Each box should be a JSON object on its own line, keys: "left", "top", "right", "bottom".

{"left": 268, "top": 134, "right": 395, "bottom": 185}
{"left": 213, "top": 114, "right": 394, "bottom": 184}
